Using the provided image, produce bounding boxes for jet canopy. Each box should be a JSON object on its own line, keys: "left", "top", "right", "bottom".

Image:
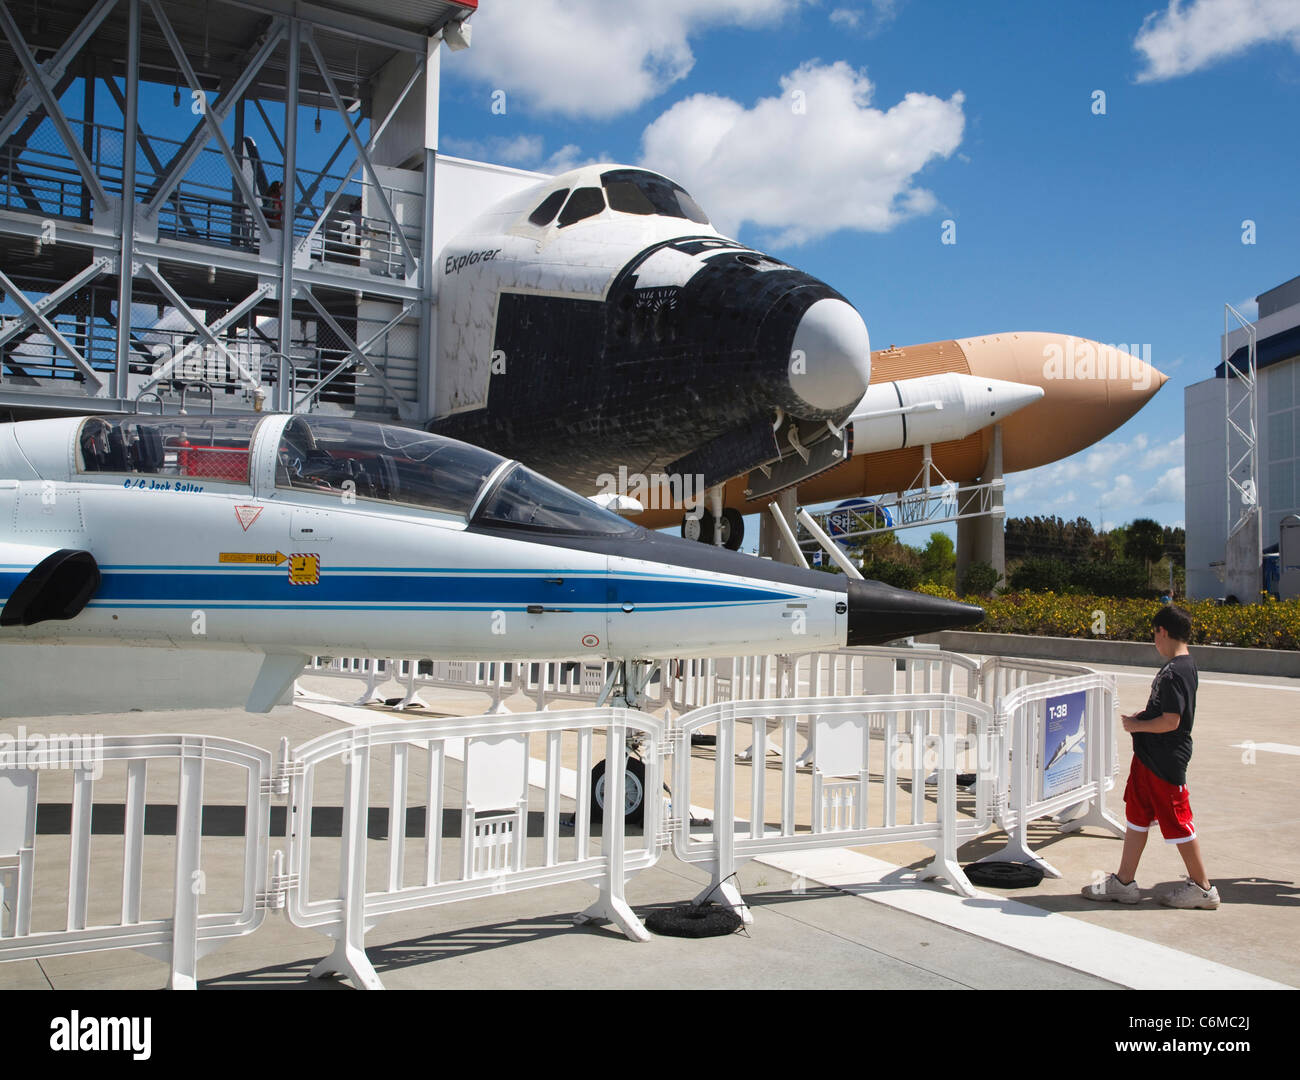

{"left": 525, "top": 167, "right": 710, "bottom": 230}
{"left": 75, "top": 414, "right": 634, "bottom": 535}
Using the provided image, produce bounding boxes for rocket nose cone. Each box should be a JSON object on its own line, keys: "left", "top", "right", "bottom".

{"left": 788, "top": 298, "right": 871, "bottom": 413}
{"left": 846, "top": 578, "right": 984, "bottom": 646}
{"left": 978, "top": 376, "right": 1045, "bottom": 419}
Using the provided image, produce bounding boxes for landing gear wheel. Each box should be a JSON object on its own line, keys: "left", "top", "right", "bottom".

{"left": 718, "top": 508, "right": 744, "bottom": 550}
{"left": 681, "top": 513, "right": 712, "bottom": 544}
{"left": 591, "top": 756, "right": 646, "bottom": 825}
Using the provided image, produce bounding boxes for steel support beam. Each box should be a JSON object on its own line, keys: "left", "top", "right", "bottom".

{"left": 0, "top": 267, "right": 104, "bottom": 391}
{"left": 303, "top": 29, "right": 416, "bottom": 277}
{"left": 277, "top": 23, "right": 301, "bottom": 410}
{"left": 0, "top": 257, "right": 111, "bottom": 350}
{"left": 113, "top": 0, "right": 141, "bottom": 398}
{"left": 143, "top": 5, "right": 285, "bottom": 228}
{"left": 0, "top": 1, "right": 110, "bottom": 210}
{"left": 219, "top": 0, "right": 429, "bottom": 53}
{"left": 299, "top": 287, "right": 412, "bottom": 419}
{"left": 418, "top": 34, "right": 438, "bottom": 420}
{"left": 0, "top": 0, "right": 117, "bottom": 148}
{"left": 287, "top": 302, "right": 417, "bottom": 411}
{"left": 297, "top": 59, "right": 422, "bottom": 257}
{"left": 137, "top": 267, "right": 268, "bottom": 390}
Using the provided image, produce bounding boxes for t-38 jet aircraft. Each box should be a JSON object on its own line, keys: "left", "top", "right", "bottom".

{"left": 0, "top": 413, "right": 983, "bottom": 715}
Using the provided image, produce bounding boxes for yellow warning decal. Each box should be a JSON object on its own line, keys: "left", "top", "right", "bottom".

{"left": 288, "top": 553, "right": 321, "bottom": 585}
{"left": 219, "top": 552, "right": 287, "bottom": 565}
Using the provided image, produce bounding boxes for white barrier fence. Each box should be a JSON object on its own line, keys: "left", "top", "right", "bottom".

{"left": 282, "top": 706, "right": 665, "bottom": 990}
{"left": 0, "top": 735, "right": 272, "bottom": 989}
{"left": 979, "top": 672, "right": 1125, "bottom": 875}
{"left": 0, "top": 652, "right": 1120, "bottom": 989}
{"left": 671, "top": 695, "right": 996, "bottom": 915}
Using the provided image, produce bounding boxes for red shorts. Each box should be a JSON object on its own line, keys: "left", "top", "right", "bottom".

{"left": 1124, "top": 754, "right": 1195, "bottom": 843}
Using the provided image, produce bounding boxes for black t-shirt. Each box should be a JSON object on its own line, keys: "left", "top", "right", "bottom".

{"left": 1133, "top": 653, "right": 1197, "bottom": 786}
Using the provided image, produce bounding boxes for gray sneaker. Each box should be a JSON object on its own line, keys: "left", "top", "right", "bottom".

{"left": 1158, "top": 877, "right": 1220, "bottom": 909}
{"left": 1081, "top": 873, "right": 1140, "bottom": 904}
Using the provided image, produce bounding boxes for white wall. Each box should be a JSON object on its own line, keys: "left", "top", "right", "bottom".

{"left": 1185, "top": 377, "right": 1227, "bottom": 599}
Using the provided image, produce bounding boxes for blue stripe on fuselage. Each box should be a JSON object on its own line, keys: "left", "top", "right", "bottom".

{"left": 21, "top": 569, "right": 798, "bottom": 608}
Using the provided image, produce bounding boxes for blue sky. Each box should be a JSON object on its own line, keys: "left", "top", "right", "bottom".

{"left": 435, "top": 0, "right": 1300, "bottom": 538}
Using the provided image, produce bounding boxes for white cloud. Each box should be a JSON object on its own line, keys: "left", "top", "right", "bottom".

{"left": 440, "top": 134, "right": 545, "bottom": 165}
{"left": 639, "top": 61, "right": 965, "bottom": 246}
{"left": 1134, "top": 0, "right": 1300, "bottom": 82}
{"left": 1144, "top": 466, "right": 1185, "bottom": 504}
{"left": 450, "top": 0, "right": 807, "bottom": 119}
{"left": 830, "top": 1, "right": 900, "bottom": 36}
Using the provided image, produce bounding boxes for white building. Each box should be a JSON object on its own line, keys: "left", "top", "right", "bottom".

{"left": 1185, "top": 275, "right": 1300, "bottom": 599}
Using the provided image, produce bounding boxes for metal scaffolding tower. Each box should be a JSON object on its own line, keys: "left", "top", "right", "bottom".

{"left": 0, "top": 0, "right": 472, "bottom": 423}
{"left": 1223, "top": 300, "right": 1261, "bottom": 601}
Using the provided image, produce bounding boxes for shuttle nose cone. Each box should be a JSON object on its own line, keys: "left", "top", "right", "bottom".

{"left": 846, "top": 578, "right": 984, "bottom": 646}
{"left": 788, "top": 298, "right": 871, "bottom": 413}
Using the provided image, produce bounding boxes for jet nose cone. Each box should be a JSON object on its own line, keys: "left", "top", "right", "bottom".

{"left": 846, "top": 578, "right": 984, "bottom": 646}
{"left": 788, "top": 298, "right": 871, "bottom": 413}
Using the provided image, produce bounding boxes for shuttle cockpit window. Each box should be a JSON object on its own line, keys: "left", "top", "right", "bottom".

{"left": 557, "top": 187, "right": 606, "bottom": 227}
{"left": 472, "top": 463, "right": 636, "bottom": 536}
{"left": 78, "top": 415, "right": 262, "bottom": 485}
{"left": 275, "top": 416, "right": 503, "bottom": 517}
{"left": 528, "top": 188, "right": 570, "bottom": 226}
{"left": 601, "top": 169, "right": 710, "bottom": 225}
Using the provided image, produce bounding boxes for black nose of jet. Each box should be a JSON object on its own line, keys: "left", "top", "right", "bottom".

{"left": 846, "top": 578, "right": 985, "bottom": 645}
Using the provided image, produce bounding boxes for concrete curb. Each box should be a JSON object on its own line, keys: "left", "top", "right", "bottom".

{"left": 919, "top": 630, "right": 1300, "bottom": 678}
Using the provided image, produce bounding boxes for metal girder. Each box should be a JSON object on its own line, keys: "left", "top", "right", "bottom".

{"left": 114, "top": 0, "right": 140, "bottom": 399}
{"left": 137, "top": 266, "right": 266, "bottom": 389}
{"left": 0, "top": 267, "right": 105, "bottom": 391}
{"left": 277, "top": 25, "right": 301, "bottom": 410}
{"left": 0, "top": 2, "right": 110, "bottom": 210}
{"left": 300, "top": 133, "right": 351, "bottom": 208}
{"left": 297, "top": 59, "right": 423, "bottom": 258}
{"left": 0, "top": 0, "right": 118, "bottom": 149}
{"left": 219, "top": 0, "right": 429, "bottom": 52}
{"left": 103, "top": 74, "right": 202, "bottom": 239}
{"left": 298, "top": 286, "right": 413, "bottom": 418}
{"left": 143, "top": 5, "right": 286, "bottom": 228}
{"left": 303, "top": 29, "right": 416, "bottom": 277}
{"left": 0, "top": 257, "right": 110, "bottom": 350}
{"left": 251, "top": 97, "right": 315, "bottom": 207}
{"left": 290, "top": 301, "right": 415, "bottom": 412}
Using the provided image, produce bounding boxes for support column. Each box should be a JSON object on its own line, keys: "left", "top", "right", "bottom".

{"left": 760, "top": 489, "right": 800, "bottom": 565}
{"left": 956, "top": 424, "right": 1005, "bottom": 591}
{"left": 113, "top": 0, "right": 140, "bottom": 400}
{"left": 277, "top": 24, "right": 300, "bottom": 411}
{"left": 418, "top": 37, "right": 439, "bottom": 420}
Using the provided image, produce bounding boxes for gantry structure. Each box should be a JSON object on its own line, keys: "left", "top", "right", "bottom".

{"left": 0, "top": 0, "right": 475, "bottom": 422}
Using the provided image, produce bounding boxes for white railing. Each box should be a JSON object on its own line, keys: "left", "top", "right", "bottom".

{"left": 282, "top": 706, "right": 666, "bottom": 990}
{"left": 0, "top": 735, "right": 272, "bottom": 989}
{"left": 976, "top": 672, "right": 1125, "bottom": 875}
{"left": 0, "top": 650, "right": 1119, "bottom": 988}
{"left": 670, "top": 694, "right": 996, "bottom": 917}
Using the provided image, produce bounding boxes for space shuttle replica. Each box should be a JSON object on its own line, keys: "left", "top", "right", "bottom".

{"left": 427, "top": 163, "right": 1166, "bottom": 545}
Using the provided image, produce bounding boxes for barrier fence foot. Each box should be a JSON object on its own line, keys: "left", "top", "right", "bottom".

{"left": 309, "top": 940, "right": 385, "bottom": 990}
{"left": 919, "top": 857, "right": 977, "bottom": 899}
{"left": 737, "top": 734, "right": 783, "bottom": 762}
{"left": 166, "top": 970, "right": 197, "bottom": 990}
{"left": 974, "top": 841, "right": 1062, "bottom": 879}
{"left": 574, "top": 893, "right": 652, "bottom": 942}
{"left": 1056, "top": 800, "right": 1125, "bottom": 838}
{"left": 692, "top": 878, "right": 752, "bottom": 925}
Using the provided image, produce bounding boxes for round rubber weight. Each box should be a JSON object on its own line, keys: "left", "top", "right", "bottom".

{"left": 644, "top": 903, "right": 743, "bottom": 938}
{"left": 964, "top": 861, "right": 1045, "bottom": 888}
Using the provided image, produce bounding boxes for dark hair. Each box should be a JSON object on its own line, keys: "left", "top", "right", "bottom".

{"left": 1153, "top": 604, "right": 1192, "bottom": 642}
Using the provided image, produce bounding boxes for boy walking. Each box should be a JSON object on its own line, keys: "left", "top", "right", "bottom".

{"left": 1082, "top": 604, "right": 1220, "bottom": 908}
